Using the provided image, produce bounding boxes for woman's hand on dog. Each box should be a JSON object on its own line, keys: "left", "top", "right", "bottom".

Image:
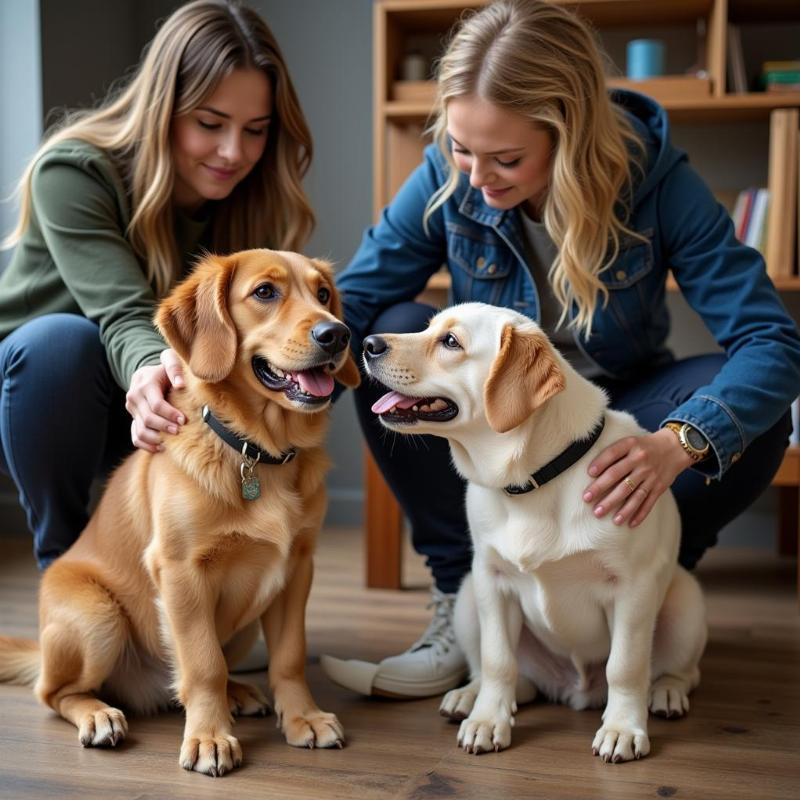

{"left": 583, "top": 429, "right": 694, "bottom": 528}
{"left": 127, "top": 348, "right": 186, "bottom": 452}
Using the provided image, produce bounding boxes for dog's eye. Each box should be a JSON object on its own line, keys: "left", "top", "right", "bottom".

{"left": 253, "top": 283, "right": 276, "bottom": 301}
{"left": 442, "top": 333, "right": 461, "bottom": 350}
{"left": 317, "top": 287, "right": 331, "bottom": 304}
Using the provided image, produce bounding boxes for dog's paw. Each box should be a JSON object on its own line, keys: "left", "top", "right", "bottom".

{"left": 649, "top": 677, "right": 690, "bottom": 719}
{"left": 78, "top": 707, "right": 128, "bottom": 748}
{"left": 281, "top": 709, "right": 345, "bottom": 749}
{"left": 227, "top": 679, "right": 271, "bottom": 717}
{"left": 591, "top": 724, "right": 650, "bottom": 763}
{"left": 179, "top": 733, "right": 243, "bottom": 777}
{"left": 457, "top": 714, "right": 513, "bottom": 754}
{"left": 440, "top": 685, "right": 478, "bottom": 721}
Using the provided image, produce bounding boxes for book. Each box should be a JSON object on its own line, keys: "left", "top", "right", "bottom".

{"left": 737, "top": 188, "right": 757, "bottom": 243}
{"left": 745, "top": 187, "right": 769, "bottom": 255}
{"left": 727, "top": 24, "right": 747, "bottom": 94}
{"left": 731, "top": 190, "right": 750, "bottom": 240}
{"left": 765, "top": 109, "right": 799, "bottom": 279}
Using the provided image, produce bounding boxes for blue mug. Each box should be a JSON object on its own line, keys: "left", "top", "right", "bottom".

{"left": 626, "top": 39, "right": 666, "bottom": 80}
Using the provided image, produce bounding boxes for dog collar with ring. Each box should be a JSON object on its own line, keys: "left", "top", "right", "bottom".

{"left": 503, "top": 416, "right": 606, "bottom": 496}
{"left": 201, "top": 406, "right": 296, "bottom": 501}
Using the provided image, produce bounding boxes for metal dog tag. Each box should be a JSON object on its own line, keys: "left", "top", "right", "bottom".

{"left": 240, "top": 454, "right": 261, "bottom": 501}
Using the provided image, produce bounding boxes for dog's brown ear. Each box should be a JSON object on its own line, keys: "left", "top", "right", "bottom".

{"left": 311, "top": 257, "right": 361, "bottom": 388}
{"left": 483, "top": 323, "right": 565, "bottom": 433}
{"left": 336, "top": 352, "right": 361, "bottom": 388}
{"left": 155, "top": 254, "right": 238, "bottom": 383}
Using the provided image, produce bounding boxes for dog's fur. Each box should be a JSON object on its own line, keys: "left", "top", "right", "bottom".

{"left": 0, "top": 249, "right": 360, "bottom": 777}
{"left": 364, "top": 302, "right": 707, "bottom": 762}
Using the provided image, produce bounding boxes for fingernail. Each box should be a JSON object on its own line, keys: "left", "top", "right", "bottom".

{"left": 613, "top": 514, "right": 623, "bottom": 524}
{"left": 174, "top": 377, "right": 184, "bottom": 387}
{"left": 593, "top": 505, "right": 603, "bottom": 516}
{"left": 588, "top": 466, "right": 598, "bottom": 476}
{"left": 157, "top": 444, "right": 165, "bottom": 452}
{"left": 177, "top": 415, "right": 186, "bottom": 425}
{"left": 168, "top": 425, "right": 178, "bottom": 435}
{"left": 583, "top": 491, "right": 593, "bottom": 502}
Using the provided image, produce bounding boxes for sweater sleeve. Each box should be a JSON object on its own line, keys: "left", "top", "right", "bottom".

{"left": 31, "top": 154, "right": 166, "bottom": 389}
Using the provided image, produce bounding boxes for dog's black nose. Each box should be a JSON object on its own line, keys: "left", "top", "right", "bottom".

{"left": 311, "top": 320, "right": 351, "bottom": 355}
{"left": 363, "top": 335, "right": 388, "bottom": 360}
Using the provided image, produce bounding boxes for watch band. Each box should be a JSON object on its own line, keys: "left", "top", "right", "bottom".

{"left": 664, "top": 421, "right": 709, "bottom": 462}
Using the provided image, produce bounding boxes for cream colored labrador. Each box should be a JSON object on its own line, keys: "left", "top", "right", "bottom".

{"left": 363, "top": 302, "right": 707, "bottom": 763}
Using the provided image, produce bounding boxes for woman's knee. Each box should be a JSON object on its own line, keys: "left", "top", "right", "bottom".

{"left": 2, "top": 314, "right": 111, "bottom": 389}
{"left": 369, "top": 302, "right": 438, "bottom": 336}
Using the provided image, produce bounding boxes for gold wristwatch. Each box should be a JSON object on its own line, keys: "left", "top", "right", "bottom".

{"left": 664, "top": 421, "right": 710, "bottom": 462}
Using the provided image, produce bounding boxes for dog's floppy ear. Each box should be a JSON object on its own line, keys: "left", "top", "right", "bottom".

{"left": 311, "top": 257, "right": 361, "bottom": 389}
{"left": 155, "top": 254, "right": 238, "bottom": 383}
{"left": 483, "top": 323, "right": 565, "bottom": 433}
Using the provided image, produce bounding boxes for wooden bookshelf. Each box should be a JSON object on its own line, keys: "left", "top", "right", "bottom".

{"left": 366, "top": 0, "right": 800, "bottom": 590}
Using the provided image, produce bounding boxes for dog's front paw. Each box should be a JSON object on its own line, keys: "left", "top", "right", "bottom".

{"left": 592, "top": 724, "right": 650, "bottom": 763}
{"left": 78, "top": 707, "right": 128, "bottom": 747}
{"left": 179, "top": 733, "right": 243, "bottom": 777}
{"left": 280, "top": 709, "right": 345, "bottom": 749}
{"left": 457, "top": 713, "right": 513, "bottom": 754}
{"left": 440, "top": 684, "right": 478, "bottom": 721}
{"left": 649, "top": 676, "right": 690, "bottom": 719}
{"left": 227, "top": 678, "right": 271, "bottom": 717}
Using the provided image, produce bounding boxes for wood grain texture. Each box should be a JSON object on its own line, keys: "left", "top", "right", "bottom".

{"left": 0, "top": 528, "right": 798, "bottom": 799}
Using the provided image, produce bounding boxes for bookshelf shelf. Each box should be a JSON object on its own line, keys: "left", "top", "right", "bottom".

{"left": 383, "top": 91, "right": 800, "bottom": 123}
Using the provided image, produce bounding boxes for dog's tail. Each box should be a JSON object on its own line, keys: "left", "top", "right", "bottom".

{"left": 0, "top": 637, "right": 40, "bottom": 686}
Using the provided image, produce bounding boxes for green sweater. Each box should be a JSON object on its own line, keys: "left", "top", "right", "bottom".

{"left": 0, "top": 140, "right": 209, "bottom": 389}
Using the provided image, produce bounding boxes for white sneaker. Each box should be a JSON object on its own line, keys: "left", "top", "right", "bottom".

{"left": 320, "top": 588, "right": 468, "bottom": 698}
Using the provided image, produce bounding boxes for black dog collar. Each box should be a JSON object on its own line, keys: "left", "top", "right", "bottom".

{"left": 504, "top": 416, "right": 606, "bottom": 496}
{"left": 202, "top": 406, "right": 296, "bottom": 465}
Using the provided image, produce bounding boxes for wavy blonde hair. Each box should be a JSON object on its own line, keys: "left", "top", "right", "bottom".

{"left": 4, "top": 0, "right": 314, "bottom": 297}
{"left": 426, "top": 0, "right": 644, "bottom": 334}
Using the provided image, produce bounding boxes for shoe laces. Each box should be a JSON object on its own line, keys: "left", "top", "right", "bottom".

{"left": 409, "top": 588, "right": 457, "bottom": 655}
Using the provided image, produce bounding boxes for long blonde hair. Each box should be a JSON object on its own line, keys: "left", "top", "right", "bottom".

{"left": 426, "top": 0, "right": 644, "bottom": 334}
{"left": 4, "top": 0, "right": 314, "bottom": 297}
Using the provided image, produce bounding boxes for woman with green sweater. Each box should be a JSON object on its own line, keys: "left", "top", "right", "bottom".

{"left": 0, "top": 0, "right": 313, "bottom": 568}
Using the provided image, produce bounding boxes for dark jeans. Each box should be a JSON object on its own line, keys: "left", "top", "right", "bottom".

{"left": 355, "top": 302, "right": 792, "bottom": 593}
{"left": 0, "top": 314, "right": 133, "bottom": 569}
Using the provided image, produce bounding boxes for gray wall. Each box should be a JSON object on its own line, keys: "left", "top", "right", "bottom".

{"left": 0, "top": 0, "right": 41, "bottom": 272}
{"left": 253, "top": 0, "right": 373, "bottom": 525}
{"left": 0, "top": 0, "right": 794, "bottom": 544}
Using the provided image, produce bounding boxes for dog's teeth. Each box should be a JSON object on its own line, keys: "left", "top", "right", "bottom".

{"left": 429, "top": 399, "right": 447, "bottom": 411}
{"left": 273, "top": 367, "right": 285, "bottom": 377}
{"left": 412, "top": 405, "right": 420, "bottom": 412}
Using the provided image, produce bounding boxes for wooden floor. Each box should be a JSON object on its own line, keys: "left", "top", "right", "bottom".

{"left": 0, "top": 528, "right": 798, "bottom": 800}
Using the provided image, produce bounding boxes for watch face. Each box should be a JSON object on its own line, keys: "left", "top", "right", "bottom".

{"left": 685, "top": 425, "right": 707, "bottom": 451}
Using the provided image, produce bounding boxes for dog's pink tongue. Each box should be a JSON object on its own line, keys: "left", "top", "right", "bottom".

{"left": 371, "top": 391, "right": 421, "bottom": 414}
{"left": 293, "top": 369, "right": 334, "bottom": 397}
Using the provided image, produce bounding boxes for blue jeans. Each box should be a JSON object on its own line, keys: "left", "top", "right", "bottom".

{"left": 354, "top": 303, "right": 792, "bottom": 592}
{"left": 0, "top": 314, "right": 133, "bottom": 569}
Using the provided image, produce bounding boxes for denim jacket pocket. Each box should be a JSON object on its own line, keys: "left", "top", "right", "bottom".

{"left": 600, "top": 230, "right": 654, "bottom": 289}
{"left": 597, "top": 230, "right": 655, "bottom": 354}
{"left": 447, "top": 224, "right": 514, "bottom": 305}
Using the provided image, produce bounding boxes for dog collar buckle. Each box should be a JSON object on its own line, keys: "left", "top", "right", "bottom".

{"left": 282, "top": 450, "right": 297, "bottom": 464}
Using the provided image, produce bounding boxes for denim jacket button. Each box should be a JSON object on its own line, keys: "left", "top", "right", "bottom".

{"left": 615, "top": 269, "right": 627, "bottom": 281}
{"left": 731, "top": 452, "right": 741, "bottom": 463}
{"left": 476, "top": 256, "right": 486, "bottom": 269}
{"left": 487, "top": 263, "right": 497, "bottom": 275}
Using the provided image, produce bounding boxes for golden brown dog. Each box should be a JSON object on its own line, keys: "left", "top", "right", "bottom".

{"left": 0, "top": 249, "right": 360, "bottom": 777}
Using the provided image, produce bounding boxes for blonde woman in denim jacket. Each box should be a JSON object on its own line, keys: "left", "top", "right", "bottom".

{"left": 323, "top": 0, "right": 800, "bottom": 698}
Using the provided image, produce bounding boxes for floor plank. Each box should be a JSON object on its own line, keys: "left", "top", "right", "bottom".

{"left": 0, "top": 528, "right": 798, "bottom": 799}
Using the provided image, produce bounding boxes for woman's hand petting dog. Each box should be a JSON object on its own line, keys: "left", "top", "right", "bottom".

{"left": 127, "top": 347, "right": 186, "bottom": 452}
{"left": 583, "top": 429, "right": 694, "bottom": 528}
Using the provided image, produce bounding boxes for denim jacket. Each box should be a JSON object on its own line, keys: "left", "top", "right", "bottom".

{"left": 337, "top": 90, "right": 800, "bottom": 478}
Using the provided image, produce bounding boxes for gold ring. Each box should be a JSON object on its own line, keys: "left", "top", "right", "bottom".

{"left": 623, "top": 477, "right": 636, "bottom": 494}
